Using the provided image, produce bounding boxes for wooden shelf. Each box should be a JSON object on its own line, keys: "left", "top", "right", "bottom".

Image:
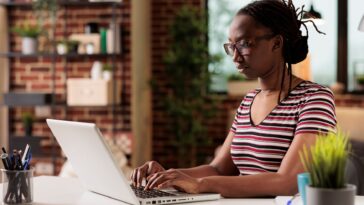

{"left": 0, "top": 1, "right": 122, "bottom": 7}
{"left": 0, "top": 52, "right": 121, "bottom": 58}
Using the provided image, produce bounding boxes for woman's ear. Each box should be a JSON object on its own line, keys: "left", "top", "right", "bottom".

{"left": 272, "top": 35, "right": 283, "bottom": 51}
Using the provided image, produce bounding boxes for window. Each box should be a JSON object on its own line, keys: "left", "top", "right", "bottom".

{"left": 208, "top": 0, "right": 337, "bottom": 92}
{"left": 348, "top": 0, "right": 364, "bottom": 91}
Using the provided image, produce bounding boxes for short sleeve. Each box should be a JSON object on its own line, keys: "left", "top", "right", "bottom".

{"left": 295, "top": 87, "right": 337, "bottom": 135}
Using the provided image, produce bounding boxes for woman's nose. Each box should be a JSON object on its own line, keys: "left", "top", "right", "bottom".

{"left": 232, "top": 48, "right": 242, "bottom": 63}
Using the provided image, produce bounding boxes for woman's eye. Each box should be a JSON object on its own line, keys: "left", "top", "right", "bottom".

{"left": 238, "top": 40, "right": 252, "bottom": 48}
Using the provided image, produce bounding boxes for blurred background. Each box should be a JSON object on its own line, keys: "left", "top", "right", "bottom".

{"left": 0, "top": 0, "right": 363, "bottom": 177}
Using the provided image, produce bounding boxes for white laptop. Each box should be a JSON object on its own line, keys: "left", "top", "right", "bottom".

{"left": 46, "top": 119, "right": 220, "bottom": 205}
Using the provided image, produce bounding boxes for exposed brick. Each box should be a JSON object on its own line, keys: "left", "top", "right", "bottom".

{"left": 30, "top": 66, "right": 50, "bottom": 72}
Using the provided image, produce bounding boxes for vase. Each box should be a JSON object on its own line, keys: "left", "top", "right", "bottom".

{"left": 91, "top": 61, "right": 102, "bottom": 80}
{"left": 22, "top": 37, "right": 37, "bottom": 54}
{"left": 306, "top": 184, "right": 356, "bottom": 205}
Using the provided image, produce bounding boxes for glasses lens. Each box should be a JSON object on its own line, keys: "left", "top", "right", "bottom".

{"left": 223, "top": 44, "right": 234, "bottom": 56}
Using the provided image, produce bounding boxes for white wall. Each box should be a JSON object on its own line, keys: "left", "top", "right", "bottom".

{"left": 348, "top": 0, "right": 364, "bottom": 91}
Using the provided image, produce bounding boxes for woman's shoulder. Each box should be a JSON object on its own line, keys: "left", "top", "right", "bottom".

{"left": 293, "top": 81, "right": 335, "bottom": 103}
{"left": 294, "top": 80, "right": 334, "bottom": 96}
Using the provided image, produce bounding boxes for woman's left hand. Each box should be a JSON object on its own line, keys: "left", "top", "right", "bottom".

{"left": 144, "top": 169, "right": 202, "bottom": 194}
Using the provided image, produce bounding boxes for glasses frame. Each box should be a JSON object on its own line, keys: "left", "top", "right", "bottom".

{"left": 223, "top": 33, "right": 276, "bottom": 56}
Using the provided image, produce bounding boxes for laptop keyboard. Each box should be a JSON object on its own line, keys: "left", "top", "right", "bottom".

{"left": 131, "top": 185, "right": 177, "bottom": 199}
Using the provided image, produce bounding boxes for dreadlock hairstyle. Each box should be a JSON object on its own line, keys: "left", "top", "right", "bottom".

{"left": 236, "top": 0, "right": 325, "bottom": 104}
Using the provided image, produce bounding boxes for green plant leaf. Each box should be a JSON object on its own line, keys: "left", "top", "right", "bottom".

{"left": 299, "top": 130, "right": 350, "bottom": 188}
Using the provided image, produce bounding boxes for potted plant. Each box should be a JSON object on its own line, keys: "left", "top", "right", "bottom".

{"left": 155, "top": 5, "right": 220, "bottom": 167}
{"left": 102, "top": 63, "right": 113, "bottom": 80}
{"left": 11, "top": 24, "right": 42, "bottom": 54}
{"left": 21, "top": 112, "right": 34, "bottom": 137}
{"left": 355, "top": 75, "right": 364, "bottom": 90}
{"left": 300, "top": 131, "right": 356, "bottom": 205}
{"left": 226, "top": 73, "right": 259, "bottom": 96}
{"left": 56, "top": 39, "right": 80, "bottom": 54}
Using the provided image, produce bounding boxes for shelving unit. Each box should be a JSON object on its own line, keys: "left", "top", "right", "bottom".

{"left": 0, "top": 1, "right": 124, "bottom": 175}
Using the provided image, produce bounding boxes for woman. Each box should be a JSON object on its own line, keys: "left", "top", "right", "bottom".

{"left": 131, "top": 0, "right": 336, "bottom": 197}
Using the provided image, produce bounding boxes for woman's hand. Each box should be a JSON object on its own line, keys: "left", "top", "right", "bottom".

{"left": 131, "top": 161, "right": 165, "bottom": 187}
{"left": 145, "top": 169, "right": 202, "bottom": 194}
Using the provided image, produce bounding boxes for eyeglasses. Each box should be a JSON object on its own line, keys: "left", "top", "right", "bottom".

{"left": 223, "top": 33, "right": 276, "bottom": 56}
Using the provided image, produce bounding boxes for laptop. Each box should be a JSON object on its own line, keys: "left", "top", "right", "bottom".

{"left": 46, "top": 119, "right": 220, "bottom": 205}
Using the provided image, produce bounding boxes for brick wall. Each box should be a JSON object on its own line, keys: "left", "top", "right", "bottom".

{"left": 7, "top": 1, "right": 131, "bottom": 174}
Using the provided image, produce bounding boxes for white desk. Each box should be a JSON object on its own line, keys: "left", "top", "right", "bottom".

{"left": 2, "top": 176, "right": 363, "bottom": 205}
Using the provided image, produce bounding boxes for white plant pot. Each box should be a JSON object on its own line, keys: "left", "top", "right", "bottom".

{"left": 57, "top": 43, "right": 67, "bottom": 55}
{"left": 227, "top": 80, "right": 259, "bottom": 96}
{"left": 306, "top": 184, "right": 356, "bottom": 205}
{"left": 103, "top": 71, "right": 112, "bottom": 81}
{"left": 22, "top": 37, "right": 37, "bottom": 54}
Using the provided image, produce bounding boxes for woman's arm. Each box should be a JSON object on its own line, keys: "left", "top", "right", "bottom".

{"left": 177, "top": 131, "right": 239, "bottom": 178}
{"left": 198, "top": 133, "right": 317, "bottom": 197}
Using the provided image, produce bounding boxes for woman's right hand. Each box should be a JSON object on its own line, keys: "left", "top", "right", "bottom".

{"left": 131, "top": 161, "right": 165, "bottom": 187}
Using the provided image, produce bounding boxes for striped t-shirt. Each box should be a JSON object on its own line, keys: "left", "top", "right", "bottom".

{"left": 230, "top": 81, "right": 336, "bottom": 175}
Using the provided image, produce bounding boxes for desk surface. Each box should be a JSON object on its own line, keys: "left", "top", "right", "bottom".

{"left": 3, "top": 176, "right": 363, "bottom": 205}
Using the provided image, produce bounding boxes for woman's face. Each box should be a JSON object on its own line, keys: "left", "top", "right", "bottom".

{"left": 227, "top": 14, "right": 281, "bottom": 79}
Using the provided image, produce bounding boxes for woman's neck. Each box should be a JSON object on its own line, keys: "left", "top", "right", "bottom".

{"left": 258, "top": 63, "right": 301, "bottom": 96}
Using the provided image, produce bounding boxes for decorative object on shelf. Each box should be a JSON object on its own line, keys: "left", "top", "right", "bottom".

{"left": 11, "top": 23, "right": 42, "bottom": 54}
{"left": 85, "top": 42, "right": 95, "bottom": 54}
{"left": 226, "top": 73, "right": 259, "bottom": 96}
{"left": 21, "top": 112, "right": 34, "bottom": 137}
{"left": 56, "top": 39, "right": 80, "bottom": 54}
{"left": 100, "top": 27, "right": 107, "bottom": 54}
{"left": 85, "top": 22, "right": 99, "bottom": 34}
{"left": 102, "top": 63, "right": 112, "bottom": 80}
{"left": 91, "top": 61, "right": 103, "bottom": 80}
{"left": 67, "top": 78, "right": 121, "bottom": 106}
{"left": 300, "top": 130, "right": 356, "bottom": 205}
{"left": 353, "top": 61, "right": 364, "bottom": 91}
{"left": 69, "top": 34, "right": 100, "bottom": 54}
{"left": 107, "top": 21, "right": 121, "bottom": 54}
{"left": 356, "top": 75, "right": 364, "bottom": 91}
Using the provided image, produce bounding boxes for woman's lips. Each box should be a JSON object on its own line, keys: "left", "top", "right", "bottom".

{"left": 237, "top": 65, "right": 249, "bottom": 73}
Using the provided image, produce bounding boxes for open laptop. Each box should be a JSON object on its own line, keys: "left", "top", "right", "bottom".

{"left": 46, "top": 119, "right": 220, "bottom": 205}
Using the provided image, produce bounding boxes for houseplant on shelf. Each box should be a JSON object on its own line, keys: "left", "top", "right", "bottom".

{"left": 56, "top": 39, "right": 80, "bottom": 54}
{"left": 300, "top": 130, "right": 356, "bottom": 205}
{"left": 355, "top": 75, "right": 364, "bottom": 91}
{"left": 11, "top": 24, "right": 42, "bottom": 54}
{"left": 102, "top": 63, "right": 113, "bottom": 81}
{"left": 226, "top": 73, "right": 259, "bottom": 96}
{"left": 21, "top": 112, "right": 34, "bottom": 137}
{"left": 32, "top": 0, "right": 57, "bottom": 53}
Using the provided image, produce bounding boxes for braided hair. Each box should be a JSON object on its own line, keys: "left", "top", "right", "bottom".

{"left": 237, "top": 0, "right": 324, "bottom": 103}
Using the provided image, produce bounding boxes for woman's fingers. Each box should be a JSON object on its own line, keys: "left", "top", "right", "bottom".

{"left": 157, "top": 180, "right": 173, "bottom": 189}
{"left": 131, "top": 161, "right": 166, "bottom": 188}
{"left": 131, "top": 163, "right": 149, "bottom": 187}
{"left": 145, "top": 169, "right": 177, "bottom": 190}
